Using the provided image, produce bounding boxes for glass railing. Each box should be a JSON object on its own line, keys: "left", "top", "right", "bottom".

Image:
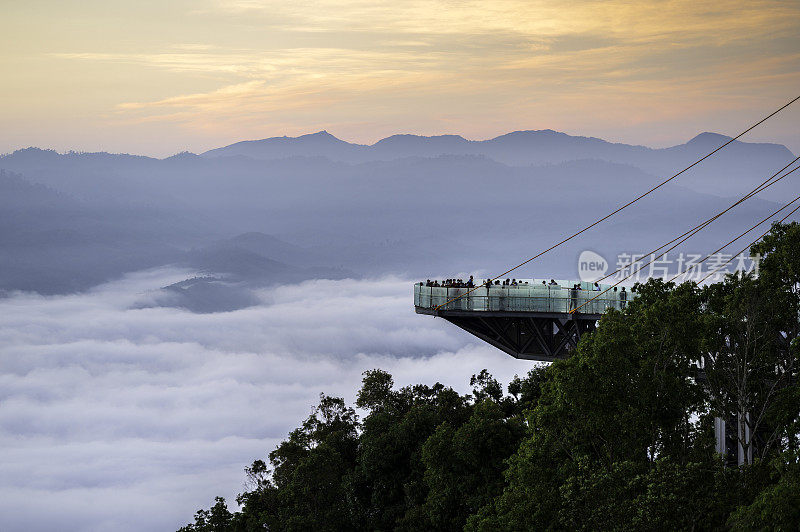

{"left": 414, "top": 280, "right": 633, "bottom": 314}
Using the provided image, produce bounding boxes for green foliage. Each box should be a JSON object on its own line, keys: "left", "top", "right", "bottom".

{"left": 421, "top": 398, "right": 525, "bottom": 530}
{"left": 181, "top": 222, "right": 800, "bottom": 532}
{"left": 178, "top": 497, "right": 233, "bottom": 532}
{"left": 751, "top": 220, "right": 800, "bottom": 322}
{"left": 729, "top": 451, "right": 800, "bottom": 530}
{"left": 702, "top": 272, "right": 798, "bottom": 464}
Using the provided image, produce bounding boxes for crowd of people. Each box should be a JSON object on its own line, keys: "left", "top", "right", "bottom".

{"left": 419, "top": 277, "right": 632, "bottom": 296}
{"left": 423, "top": 276, "right": 477, "bottom": 288}
{"left": 421, "top": 277, "right": 538, "bottom": 288}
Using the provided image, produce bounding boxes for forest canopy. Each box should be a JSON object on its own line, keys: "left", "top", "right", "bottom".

{"left": 180, "top": 222, "right": 800, "bottom": 532}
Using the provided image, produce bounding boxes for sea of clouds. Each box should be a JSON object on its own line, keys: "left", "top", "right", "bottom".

{"left": 0, "top": 269, "right": 535, "bottom": 532}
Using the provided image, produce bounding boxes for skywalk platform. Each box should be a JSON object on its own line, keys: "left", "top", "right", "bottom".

{"left": 414, "top": 279, "right": 633, "bottom": 361}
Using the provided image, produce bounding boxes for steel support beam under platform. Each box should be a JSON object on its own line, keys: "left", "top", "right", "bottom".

{"left": 415, "top": 308, "right": 600, "bottom": 362}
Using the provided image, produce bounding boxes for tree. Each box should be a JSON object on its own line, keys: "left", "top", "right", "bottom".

{"left": 468, "top": 279, "right": 709, "bottom": 530}
{"left": 751, "top": 221, "right": 800, "bottom": 339}
{"left": 750, "top": 221, "right": 800, "bottom": 454}
{"left": 729, "top": 449, "right": 800, "bottom": 530}
{"left": 348, "top": 370, "right": 471, "bottom": 530}
{"left": 178, "top": 497, "right": 233, "bottom": 532}
{"left": 267, "top": 394, "right": 359, "bottom": 531}
{"left": 420, "top": 373, "right": 526, "bottom": 531}
{"left": 702, "top": 273, "right": 797, "bottom": 463}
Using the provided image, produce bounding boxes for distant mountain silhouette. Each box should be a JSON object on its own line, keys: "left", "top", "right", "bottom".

{"left": 5, "top": 130, "right": 794, "bottom": 204}
{"left": 202, "top": 131, "right": 366, "bottom": 161}
{"left": 371, "top": 134, "right": 473, "bottom": 159}
{"left": 1, "top": 130, "right": 795, "bottom": 299}
{"left": 200, "top": 130, "right": 795, "bottom": 199}
{"left": 202, "top": 129, "right": 654, "bottom": 164}
{"left": 201, "top": 129, "right": 792, "bottom": 166}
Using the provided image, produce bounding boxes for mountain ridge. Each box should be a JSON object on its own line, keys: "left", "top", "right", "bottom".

{"left": 4, "top": 129, "right": 792, "bottom": 166}
{"left": 200, "top": 128, "right": 794, "bottom": 162}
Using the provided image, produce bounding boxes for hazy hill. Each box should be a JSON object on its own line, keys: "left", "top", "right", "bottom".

{"left": 0, "top": 130, "right": 795, "bottom": 302}
{"left": 184, "top": 233, "right": 353, "bottom": 283}
{"left": 203, "top": 129, "right": 793, "bottom": 167}
{"left": 202, "top": 131, "right": 366, "bottom": 161}
{"left": 0, "top": 170, "right": 353, "bottom": 299}
{"left": 201, "top": 130, "right": 796, "bottom": 201}
{"left": 202, "top": 129, "right": 651, "bottom": 164}
{"left": 4, "top": 131, "right": 794, "bottom": 204}
{"left": 0, "top": 170, "right": 183, "bottom": 293}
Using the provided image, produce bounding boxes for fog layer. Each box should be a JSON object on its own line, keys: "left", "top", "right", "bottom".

{"left": 0, "top": 271, "right": 533, "bottom": 532}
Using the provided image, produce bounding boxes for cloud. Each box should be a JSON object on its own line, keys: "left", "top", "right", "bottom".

{"left": 12, "top": 0, "right": 797, "bottom": 155}
{"left": 206, "top": 0, "right": 798, "bottom": 42}
{"left": 112, "top": 3, "right": 800, "bottom": 148}
{"left": 0, "top": 269, "right": 534, "bottom": 531}
{"left": 52, "top": 52, "right": 265, "bottom": 76}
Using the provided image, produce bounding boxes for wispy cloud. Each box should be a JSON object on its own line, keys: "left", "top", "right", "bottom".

{"left": 49, "top": 0, "right": 797, "bottom": 145}
{"left": 206, "top": 0, "right": 799, "bottom": 41}
{"left": 52, "top": 51, "right": 265, "bottom": 75}
{"left": 3, "top": 0, "right": 799, "bottom": 154}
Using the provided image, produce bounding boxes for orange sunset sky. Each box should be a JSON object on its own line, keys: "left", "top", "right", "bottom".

{"left": 2, "top": 0, "right": 799, "bottom": 157}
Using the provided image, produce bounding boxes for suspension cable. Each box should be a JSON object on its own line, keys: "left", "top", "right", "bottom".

{"left": 569, "top": 177, "right": 800, "bottom": 314}
{"left": 593, "top": 156, "right": 800, "bottom": 284}
{"left": 681, "top": 200, "right": 800, "bottom": 284}
{"left": 434, "top": 95, "right": 800, "bottom": 310}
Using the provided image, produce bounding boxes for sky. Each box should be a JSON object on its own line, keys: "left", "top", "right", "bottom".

{"left": 0, "top": 270, "right": 535, "bottom": 531}
{"left": 1, "top": 0, "right": 798, "bottom": 157}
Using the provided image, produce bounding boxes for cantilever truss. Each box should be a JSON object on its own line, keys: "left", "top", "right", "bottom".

{"left": 415, "top": 309, "right": 601, "bottom": 362}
